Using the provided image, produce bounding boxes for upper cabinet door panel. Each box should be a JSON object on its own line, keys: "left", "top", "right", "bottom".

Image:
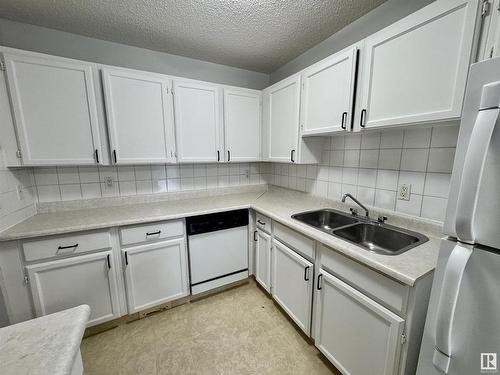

{"left": 266, "top": 75, "right": 301, "bottom": 162}
{"left": 301, "top": 46, "right": 357, "bottom": 136}
{"left": 102, "top": 68, "right": 173, "bottom": 164}
{"left": 359, "top": 0, "right": 479, "bottom": 129}
{"left": 4, "top": 53, "right": 101, "bottom": 165}
{"left": 223, "top": 88, "right": 261, "bottom": 162}
{"left": 173, "top": 80, "right": 221, "bottom": 163}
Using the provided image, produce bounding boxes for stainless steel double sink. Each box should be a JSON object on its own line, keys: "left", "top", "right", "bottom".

{"left": 291, "top": 209, "right": 428, "bottom": 256}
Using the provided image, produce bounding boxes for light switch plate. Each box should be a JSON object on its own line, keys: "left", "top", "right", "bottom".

{"left": 398, "top": 184, "right": 411, "bottom": 201}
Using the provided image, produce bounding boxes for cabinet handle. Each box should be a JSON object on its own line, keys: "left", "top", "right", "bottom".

{"left": 146, "top": 230, "right": 161, "bottom": 236}
{"left": 290, "top": 149, "right": 295, "bottom": 163}
{"left": 257, "top": 220, "right": 265, "bottom": 226}
{"left": 113, "top": 149, "right": 117, "bottom": 163}
{"left": 253, "top": 230, "right": 258, "bottom": 241}
{"left": 317, "top": 274, "right": 323, "bottom": 290}
{"left": 94, "top": 149, "right": 100, "bottom": 164}
{"left": 125, "top": 251, "right": 129, "bottom": 266}
{"left": 227, "top": 150, "right": 231, "bottom": 162}
{"left": 57, "top": 244, "right": 79, "bottom": 252}
{"left": 360, "top": 109, "right": 366, "bottom": 128}
{"left": 341, "top": 112, "right": 348, "bottom": 130}
{"left": 304, "top": 266, "right": 310, "bottom": 281}
{"left": 107, "top": 254, "right": 111, "bottom": 269}
{"left": 217, "top": 150, "right": 220, "bottom": 162}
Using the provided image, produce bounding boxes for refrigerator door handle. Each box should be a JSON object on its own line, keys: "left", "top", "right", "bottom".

{"left": 432, "top": 242, "right": 473, "bottom": 373}
{"left": 455, "top": 82, "right": 500, "bottom": 244}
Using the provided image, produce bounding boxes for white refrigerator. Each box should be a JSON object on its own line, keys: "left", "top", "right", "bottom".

{"left": 417, "top": 57, "right": 500, "bottom": 375}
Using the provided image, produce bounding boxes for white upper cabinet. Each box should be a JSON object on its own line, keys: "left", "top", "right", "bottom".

{"left": 101, "top": 67, "right": 175, "bottom": 164}
{"left": 301, "top": 45, "right": 358, "bottom": 136}
{"left": 223, "top": 88, "right": 261, "bottom": 162}
{"left": 173, "top": 80, "right": 223, "bottom": 163}
{"left": 3, "top": 52, "right": 102, "bottom": 166}
{"left": 357, "top": 0, "right": 479, "bottom": 130}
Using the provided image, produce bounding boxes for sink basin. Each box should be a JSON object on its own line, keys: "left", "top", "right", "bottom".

{"left": 292, "top": 209, "right": 358, "bottom": 231}
{"left": 332, "top": 222, "right": 428, "bottom": 256}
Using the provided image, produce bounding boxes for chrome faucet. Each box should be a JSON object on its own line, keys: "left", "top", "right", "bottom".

{"left": 342, "top": 193, "right": 369, "bottom": 218}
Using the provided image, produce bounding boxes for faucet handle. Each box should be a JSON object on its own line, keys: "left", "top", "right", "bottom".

{"left": 378, "top": 215, "right": 388, "bottom": 223}
{"left": 350, "top": 208, "right": 358, "bottom": 216}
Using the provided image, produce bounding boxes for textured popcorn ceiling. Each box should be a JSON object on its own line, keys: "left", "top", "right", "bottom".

{"left": 0, "top": 0, "right": 386, "bottom": 73}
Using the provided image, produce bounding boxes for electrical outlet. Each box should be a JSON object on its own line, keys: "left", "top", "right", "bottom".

{"left": 104, "top": 177, "right": 113, "bottom": 187}
{"left": 398, "top": 184, "right": 411, "bottom": 201}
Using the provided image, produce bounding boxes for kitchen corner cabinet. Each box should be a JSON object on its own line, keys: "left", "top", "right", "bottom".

{"left": 254, "top": 228, "right": 272, "bottom": 292}
{"left": 2, "top": 52, "right": 102, "bottom": 166}
{"left": 122, "top": 238, "right": 188, "bottom": 313}
{"left": 314, "top": 269, "right": 405, "bottom": 375}
{"left": 356, "top": 0, "right": 479, "bottom": 130}
{"left": 301, "top": 45, "right": 358, "bottom": 136}
{"left": 271, "top": 240, "right": 313, "bottom": 334}
{"left": 223, "top": 88, "right": 261, "bottom": 162}
{"left": 262, "top": 74, "right": 323, "bottom": 164}
{"left": 101, "top": 67, "right": 176, "bottom": 164}
{"left": 25, "top": 251, "right": 121, "bottom": 326}
{"left": 173, "top": 80, "right": 223, "bottom": 163}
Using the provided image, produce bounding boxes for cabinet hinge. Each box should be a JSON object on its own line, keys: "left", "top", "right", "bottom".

{"left": 400, "top": 332, "right": 407, "bottom": 345}
{"left": 482, "top": 0, "right": 490, "bottom": 17}
{"left": 0, "top": 61, "right": 5, "bottom": 71}
{"left": 24, "top": 275, "right": 29, "bottom": 285}
{"left": 16, "top": 150, "right": 22, "bottom": 159}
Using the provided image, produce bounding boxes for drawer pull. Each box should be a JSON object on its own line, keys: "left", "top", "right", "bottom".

{"left": 107, "top": 254, "right": 111, "bottom": 269}
{"left": 317, "top": 274, "right": 323, "bottom": 290}
{"left": 253, "top": 230, "right": 258, "bottom": 242}
{"left": 257, "top": 220, "right": 266, "bottom": 226}
{"left": 57, "top": 244, "right": 79, "bottom": 251}
{"left": 304, "top": 266, "right": 310, "bottom": 281}
{"left": 125, "top": 251, "right": 129, "bottom": 266}
{"left": 146, "top": 230, "right": 161, "bottom": 236}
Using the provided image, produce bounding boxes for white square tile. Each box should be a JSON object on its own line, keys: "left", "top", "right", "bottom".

{"left": 240, "top": 174, "right": 250, "bottom": 185}
{"left": 81, "top": 183, "right": 101, "bottom": 199}
{"left": 396, "top": 194, "right": 423, "bottom": 216}
{"left": 117, "top": 166, "right": 135, "bottom": 181}
{"left": 193, "top": 164, "right": 207, "bottom": 177}
{"left": 358, "top": 169, "right": 377, "bottom": 188}
{"left": 57, "top": 167, "right": 80, "bottom": 184}
{"left": 344, "top": 134, "right": 361, "bottom": 150}
{"left": 119, "top": 181, "right": 137, "bottom": 196}
{"left": 330, "top": 150, "right": 344, "bottom": 167}
{"left": 296, "top": 177, "right": 306, "bottom": 191}
{"left": 100, "top": 182, "right": 119, "bottom": 197}
{"left": 376, "top": 170, "right": 398, "bottom": 191}
{"left": 288, "top": 176, "right": 297, "bottom": 190}
{"left": 194, "top": 176, "right": 207, "bottom": 189}
{"left": 421, "top": 196, "right": 448, "bottom": 221}
{"left": 297, "top": 165, "right": 307, "bottom": 178}
{"left": 341, "top": 184, "right": 357, "bottom": 197}
{"left": 374, "top": 189, "right": 396, "bottom": 211}
{"left": 357, "top": 186, "right": 375, "bottom": 206}
{"left": 317, "top": 166, "right": 329, "bottom": 181}
{"left": 279, "top": 175, "right": 289, "bottom": 188}
{"left": 342, "top": 168, "right": 358, "bottom": 185}
{"left": 314, "top": 180, "right": 328, "bottom": 198}
{"left": 250, "top": 163, "right": 260, "bottom": 174}
{"left": 217, "top": 164, "right": 229, "bottom": 176}
{"left": 136, "top": 180, "right": 153, "bottom": 195}
{"left": 239, "top": 163, "right": 250, "bottom": 175}
{"left": 34, "top": 168, "right": 58, "bottom": 186}
{"left": 206, "top": 176, "right": 218, "bottom": 188}
{"left": 427, "top": 148, "right": 455, "bottom": 173}
{"left": 288, "top": 164, "right": 298, "bottom": 177}
{"left": 180, "top": 164, "right": 194, "bottom": 178}
{"left": 327, "top": 182, "right": 342, "bottom": 200}
{"left": 98, "top": 166, "right": 118, "bottom": 182}
{"left": 400, "top": 149, "right": 429, "bottom": 172}
{"left": 229, "top": 164, "right": 240, "bottom": 176}
{"left": 398, "top": 171, "right": 425, "bottom": 195}
{"left": 378, "top": 149, "right": 401, "bottom": 170}
{"left": 431, "top": 124, "right": 459, "bottom": 147}
{"left": 306, "top": 165, "right": 318, "bottom": 179}
{"left": 153, "top": 179, "right": 167, "bottom": 193}
{"left": 133, "top": 166, "right": 151, "bottom": 180}
{"left": 151, "top": 165, "right": 166, "bottom": 180}
{"left": 36, "top": 185, "right": 61, "bottom": 202}
{"left": 167, "top": 178, "right": 180, "bottom": 192}
{"left": 424, "top": 173, "right": 451, "bottom": 198}
{"left": 180, "top": 177, "right": 194, "bottom": 191}
{"left": 206, "top": 164, "right": 218, "bottom": 177}
{"left": 403, "top": 128, "right": 432, "bottom": 148}
{"left": 321, "top": 150, "right": 331, "bottom": 166}
{"left": 331, "top": 135, "right": 345, "bottom": 150}
{"left": 60, "top": 184, "right": 82, "bottom": 201}
{"left": 361, "top": 132, "right": 380, "bottom": 149}
{"left": 343, "top": 150, "right": 360, "bottom": 168}
{"left": 328, "top": 167, "right": 343, "bottom": 182}
{"left": 359, "top": 149, "right": 379, "bottom": 169}
{"left": 218, "top": 175, "right": 229, "bottom": 187}
{"left": 380, "top": 129, "right": 404, "bottom": 149}
{"left": 166, "top": 165, "right": 180, "bottom": 178}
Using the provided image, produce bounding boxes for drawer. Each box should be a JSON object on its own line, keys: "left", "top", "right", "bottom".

{"left": 120, "top": 219, "right": 184, "bottom": 246}
{"left": 22, "top": 230, "right": 111, "bottom": 262}
{"left": 256, "top": 213, "right": 271, "bottom": 233}
{"left": 273, "top": 221, "right": 314, "bottom": 260}
{"left": 319, "top": 244, "right": 409, "bottom": 314}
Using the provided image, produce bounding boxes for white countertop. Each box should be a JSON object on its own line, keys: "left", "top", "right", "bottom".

{"left": 0, "top": 305, "right": 90, "bottom": 375}
{"left": 0, "top": 186, "right": 443, "bottom": 286}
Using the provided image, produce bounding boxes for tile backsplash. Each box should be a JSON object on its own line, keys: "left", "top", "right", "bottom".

{"left": 33, "top": 162, "right": 269, "bottom": 203}
{"left": 268, "top": 124, "right": 459, "bottom": 222}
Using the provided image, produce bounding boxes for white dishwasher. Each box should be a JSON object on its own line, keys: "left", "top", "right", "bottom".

{"left": 186, "top": 209, "right": 249, "bottom": 295}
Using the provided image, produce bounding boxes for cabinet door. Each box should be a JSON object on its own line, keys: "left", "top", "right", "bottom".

{"left": 255, "top": 229, "right": 271, "bottom": 292}
{"left": 301, "top": 46, "right": 357, "bottom": 136}
{"left": 26, "top": 251, "right": 120, "bottom": 326}
{"left": 173, "top": 80, "right": 222, "bottom": 163}
{"left": 271, "top": 240, "right": 313, "bottom": 335}
{"left": 264, "top": 75, "right": 300, "bottom": 163}
{"left": 101, "top": 67, "right": 175, "bottom": 164}
{"left": 123, "top": 238, "right": 188, "bottom": 313}
{"left": 358, "top": 0, "right": 479, "bottom": 129}
{"left": 223, "top": 88, "right": 261, "bottom": 162}
{"left": 314, "top": 269, "right": 405, "bottom": 375}
{"left": 3, "top": 53, "right": 102, "bottom": 165}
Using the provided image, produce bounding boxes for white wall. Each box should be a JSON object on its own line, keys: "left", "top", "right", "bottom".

{"left": 0, "top": 18, "right": 269, "bottom": 90}
{"left": 270, "top": 0, "right": 434, "bottom": 83}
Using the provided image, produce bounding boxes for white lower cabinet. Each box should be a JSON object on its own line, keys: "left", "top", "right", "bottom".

{"left": 255, "top": 228, "right": 271, "bottom": 292}
{"left": 271, "top": 240, "right": 313, "bottom": 334}
{"left": 26, "top": 251, "right": 120, "bottom": 326}
{"left": 314, "top": 269, "right": 405, "bottom": 375}
{"left": 122, "top": 238, "right": 188, "bottom": 313}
